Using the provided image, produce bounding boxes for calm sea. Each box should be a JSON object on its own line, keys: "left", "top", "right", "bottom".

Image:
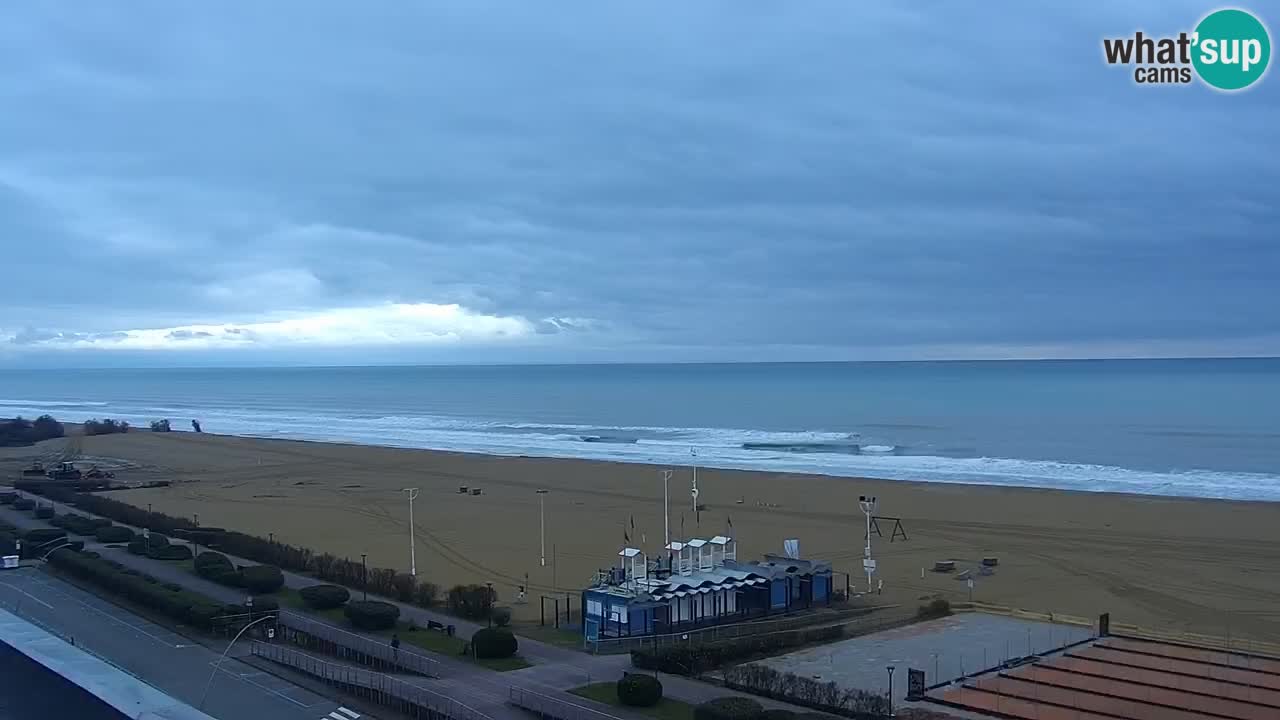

{"left": 2, "top": 359, "right": 1278, "bottom": 500}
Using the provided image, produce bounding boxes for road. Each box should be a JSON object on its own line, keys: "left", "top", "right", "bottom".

{"left": 0, "top": 566, "right": 347, "bottom": 720}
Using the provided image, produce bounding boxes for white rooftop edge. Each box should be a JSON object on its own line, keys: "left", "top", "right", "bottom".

{"left": 0, "top": 608, "right": 217, "bottom": 720}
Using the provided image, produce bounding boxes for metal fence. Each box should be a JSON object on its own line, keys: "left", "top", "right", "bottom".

{"left": 251, "top": 641, "right": 488, "bottom": 720}
{"left": 590, "top": 606, "right": 905, "bottom": 654}
{"left": 507, "top": 687, "right": 627, "bottom": 720}
{"left": 275, "top": 610, "right": 442, "bottom": 677}
{"left": 924, "top": 620, "right": 1096, "bottom": 689}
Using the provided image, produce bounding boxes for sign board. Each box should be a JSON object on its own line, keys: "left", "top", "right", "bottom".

{"left": 863, "top": 558, "right": 877, "bottom": 571}
{"left": 2, "top": 556, "right": 18, "bottom": 569}
{"left": 967, "top": 578, "right": 974, "bottom": 589}
{"left": 906, "top": 668, "right": 926, "bottom": 700}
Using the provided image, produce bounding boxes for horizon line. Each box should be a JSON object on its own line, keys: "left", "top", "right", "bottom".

{"left": 1, "top": 354, "right": 1277, "bottom": 372}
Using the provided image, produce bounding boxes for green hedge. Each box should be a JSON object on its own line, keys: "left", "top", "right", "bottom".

{"left": 95, "top": 526, "right": 135, "bottom": 543}
{"left": 617, "top": 673, "right": 663, "bottom": 707}
{"left": 35, "top": 506, "right": 54, "bottom": 519}
{"left": 47, "top": 549, "right": 224, "bottom": 630}
{"left": 344, "top": 600, "right": 400, "bottom": 631}
{"left": 13, "top": 499, "right": 34, "bottom": 511}
{"left": 472, "top": 627, "right": 518, "bottom": 659}
{"left": 23, "top": 528, "right": 67, "bottom": 545}
{"left": 240, "top": 565, "right": 284, "bottom": 594}
{"left": 0, "top": 492, "right": 17, "bottom": 504}
{"left": 299, "top": 584, "right": 349, "bottom": 610}
{"left": 631, "top": 623, "right": 844, "bottom": 675}
{"left": 150, "top": 544, "right": 192, "bottom": 561}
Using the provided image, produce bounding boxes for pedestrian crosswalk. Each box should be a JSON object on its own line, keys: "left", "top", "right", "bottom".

{"left": 323, "top": 707, "right": 360, "bottom": 720}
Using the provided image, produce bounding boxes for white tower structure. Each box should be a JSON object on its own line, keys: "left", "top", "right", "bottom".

{"left": 859, "top": 494, "right": 878, "bottom": 592}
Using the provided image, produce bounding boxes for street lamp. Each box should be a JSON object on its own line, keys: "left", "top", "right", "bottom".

{"left": 361, "top": 553, "right": 368, "bottom": 601}
{"left": 536, "top": 489, "right": 548, "bottom": 567}
{"left": 886, "top": 665, "right": 896, "bottom": 716}
{"left": 199, "top": 606, "right": 274, "bottom": 710}
{"left": 403, "top": 488, "right": 420, "bottom": 576}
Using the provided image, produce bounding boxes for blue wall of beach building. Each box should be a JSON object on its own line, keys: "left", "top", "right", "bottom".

{"left": 583, "top": 565, "right": 833, "bottom": 639}
{"left": 770, "top": 579, "right": 787, "bottom": 609}
{"left": 0, "top": 641, "right": 128, "bottom": 720}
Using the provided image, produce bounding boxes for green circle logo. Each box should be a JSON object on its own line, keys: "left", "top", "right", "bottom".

{"left": 1193, "top": 9, "right": 1271, "bottom": 90}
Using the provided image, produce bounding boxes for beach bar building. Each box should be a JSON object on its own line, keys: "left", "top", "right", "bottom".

{"left": 581, "top": 535, "right": 833, "bottom": 641}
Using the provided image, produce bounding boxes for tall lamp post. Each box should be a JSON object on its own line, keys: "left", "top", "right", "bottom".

{"left": 403, "top": 488, "right": 420, "bottom": 576}
{"left": 361, "top": 553, "right": 368, "bottom": 601}
{"left": 886, "top": 665, "right": 896, "bottom": 716}
{"left": 536, "top": 489, "right": 548, "bottom": 567}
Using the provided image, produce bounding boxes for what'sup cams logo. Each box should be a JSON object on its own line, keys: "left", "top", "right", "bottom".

{"left": 1103, "top": 8, "right": 1270, "bottom": 90}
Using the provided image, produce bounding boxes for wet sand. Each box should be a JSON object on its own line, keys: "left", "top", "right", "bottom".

{"left": 5, "top": 431, "right": 1280, "bottom": 637}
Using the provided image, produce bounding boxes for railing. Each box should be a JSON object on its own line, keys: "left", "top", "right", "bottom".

{"left": 251, "top": 641, "right": 489, "bottom": 720}
{"left": 275, "top": 610, "right": 441, "bottom": 677}
{"left": 507, "top": 687, "right": 626, "bottom": 720}
{"left": 589, "top": 605, "right": 896, "bottom": 654}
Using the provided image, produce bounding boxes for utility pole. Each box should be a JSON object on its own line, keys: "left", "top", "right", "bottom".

{"left": 537, "top": 489, "right": 548, "bottom": 567}
{"left": 361, "top": 553, "right": 368, "bottom": 601}
{"left": 403, "top": 488, "right": 420, "bottom": 576}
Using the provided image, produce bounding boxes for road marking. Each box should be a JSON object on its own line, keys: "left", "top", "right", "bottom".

{"left": 0, "top": 580, "right": 56, "bottom": 609}
{"left": 17, "top": 574, "right": 182, "bottom": 647}
{"left": 212, "top": 661, "right": 315, "bottom": 708}
{"left": 337, "top": 708, "right": 361, "bottom": 719}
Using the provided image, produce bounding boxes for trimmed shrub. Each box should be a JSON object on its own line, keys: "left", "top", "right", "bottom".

{"left": 13, "top": 499, "right": 34, "bottom": 511}
{"left": 95, "top": 526, "right": 135, "bottom": 543}
{"left": 248, "top": 596, "right": 279, "bottom": 619}
{"left": 240, "top": 565, "right": 284, "bottom": 594}
{"left": 617, "top": 673, "right": 663, "bottom": 707}
{"left": 163, "top": 582, "right": 183, "bottom": 592}
{"left": 150, "top": 544, "right": 192, "bottom": 561}
{"left": 0, "top": 493, "right": 16, "bottom": 504}
{"left": 299, "top": 584, "right": 349, "bottom": 610}
{"left": 471, "top": 627, "right": 518, "bottom": 659}
{"left": 195, "top": 551, "right": 234, "bottom": 575}
{"left": 694, "top": 697, "right": 764, "bottom": 720}
{"left": 23, "top": 528, "right": 66, "bottom": 545}
{"left": 917, "top": 597, "right": 951, "bottom": 620}
{"left": 491, "top": 606, "right": 512, "bottom": 627}
{"left": 35, "top": 506, "right": 54, "bottom": 519}
{"left": 126, "top": 541, "right": 146, "bottom": 555}
{"left": 344, "top": 600, "right": 400, "bottom": 631}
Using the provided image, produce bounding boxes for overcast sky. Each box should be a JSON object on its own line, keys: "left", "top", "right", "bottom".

{"left": 1, "top": 1, "right": 1277, "bottom": 367}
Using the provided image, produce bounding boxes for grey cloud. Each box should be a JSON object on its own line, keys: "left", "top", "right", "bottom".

{"left": 1, "top": 0, "right": 1277, "bottom": 364}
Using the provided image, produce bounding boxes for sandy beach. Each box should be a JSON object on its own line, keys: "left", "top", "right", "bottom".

{"left": 5, "top": 430, "right": 1280, "bottom": 639}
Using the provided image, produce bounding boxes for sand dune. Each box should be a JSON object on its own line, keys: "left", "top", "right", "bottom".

{"left": 5, "top": 430, "right": 1280, "bottom": 638}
